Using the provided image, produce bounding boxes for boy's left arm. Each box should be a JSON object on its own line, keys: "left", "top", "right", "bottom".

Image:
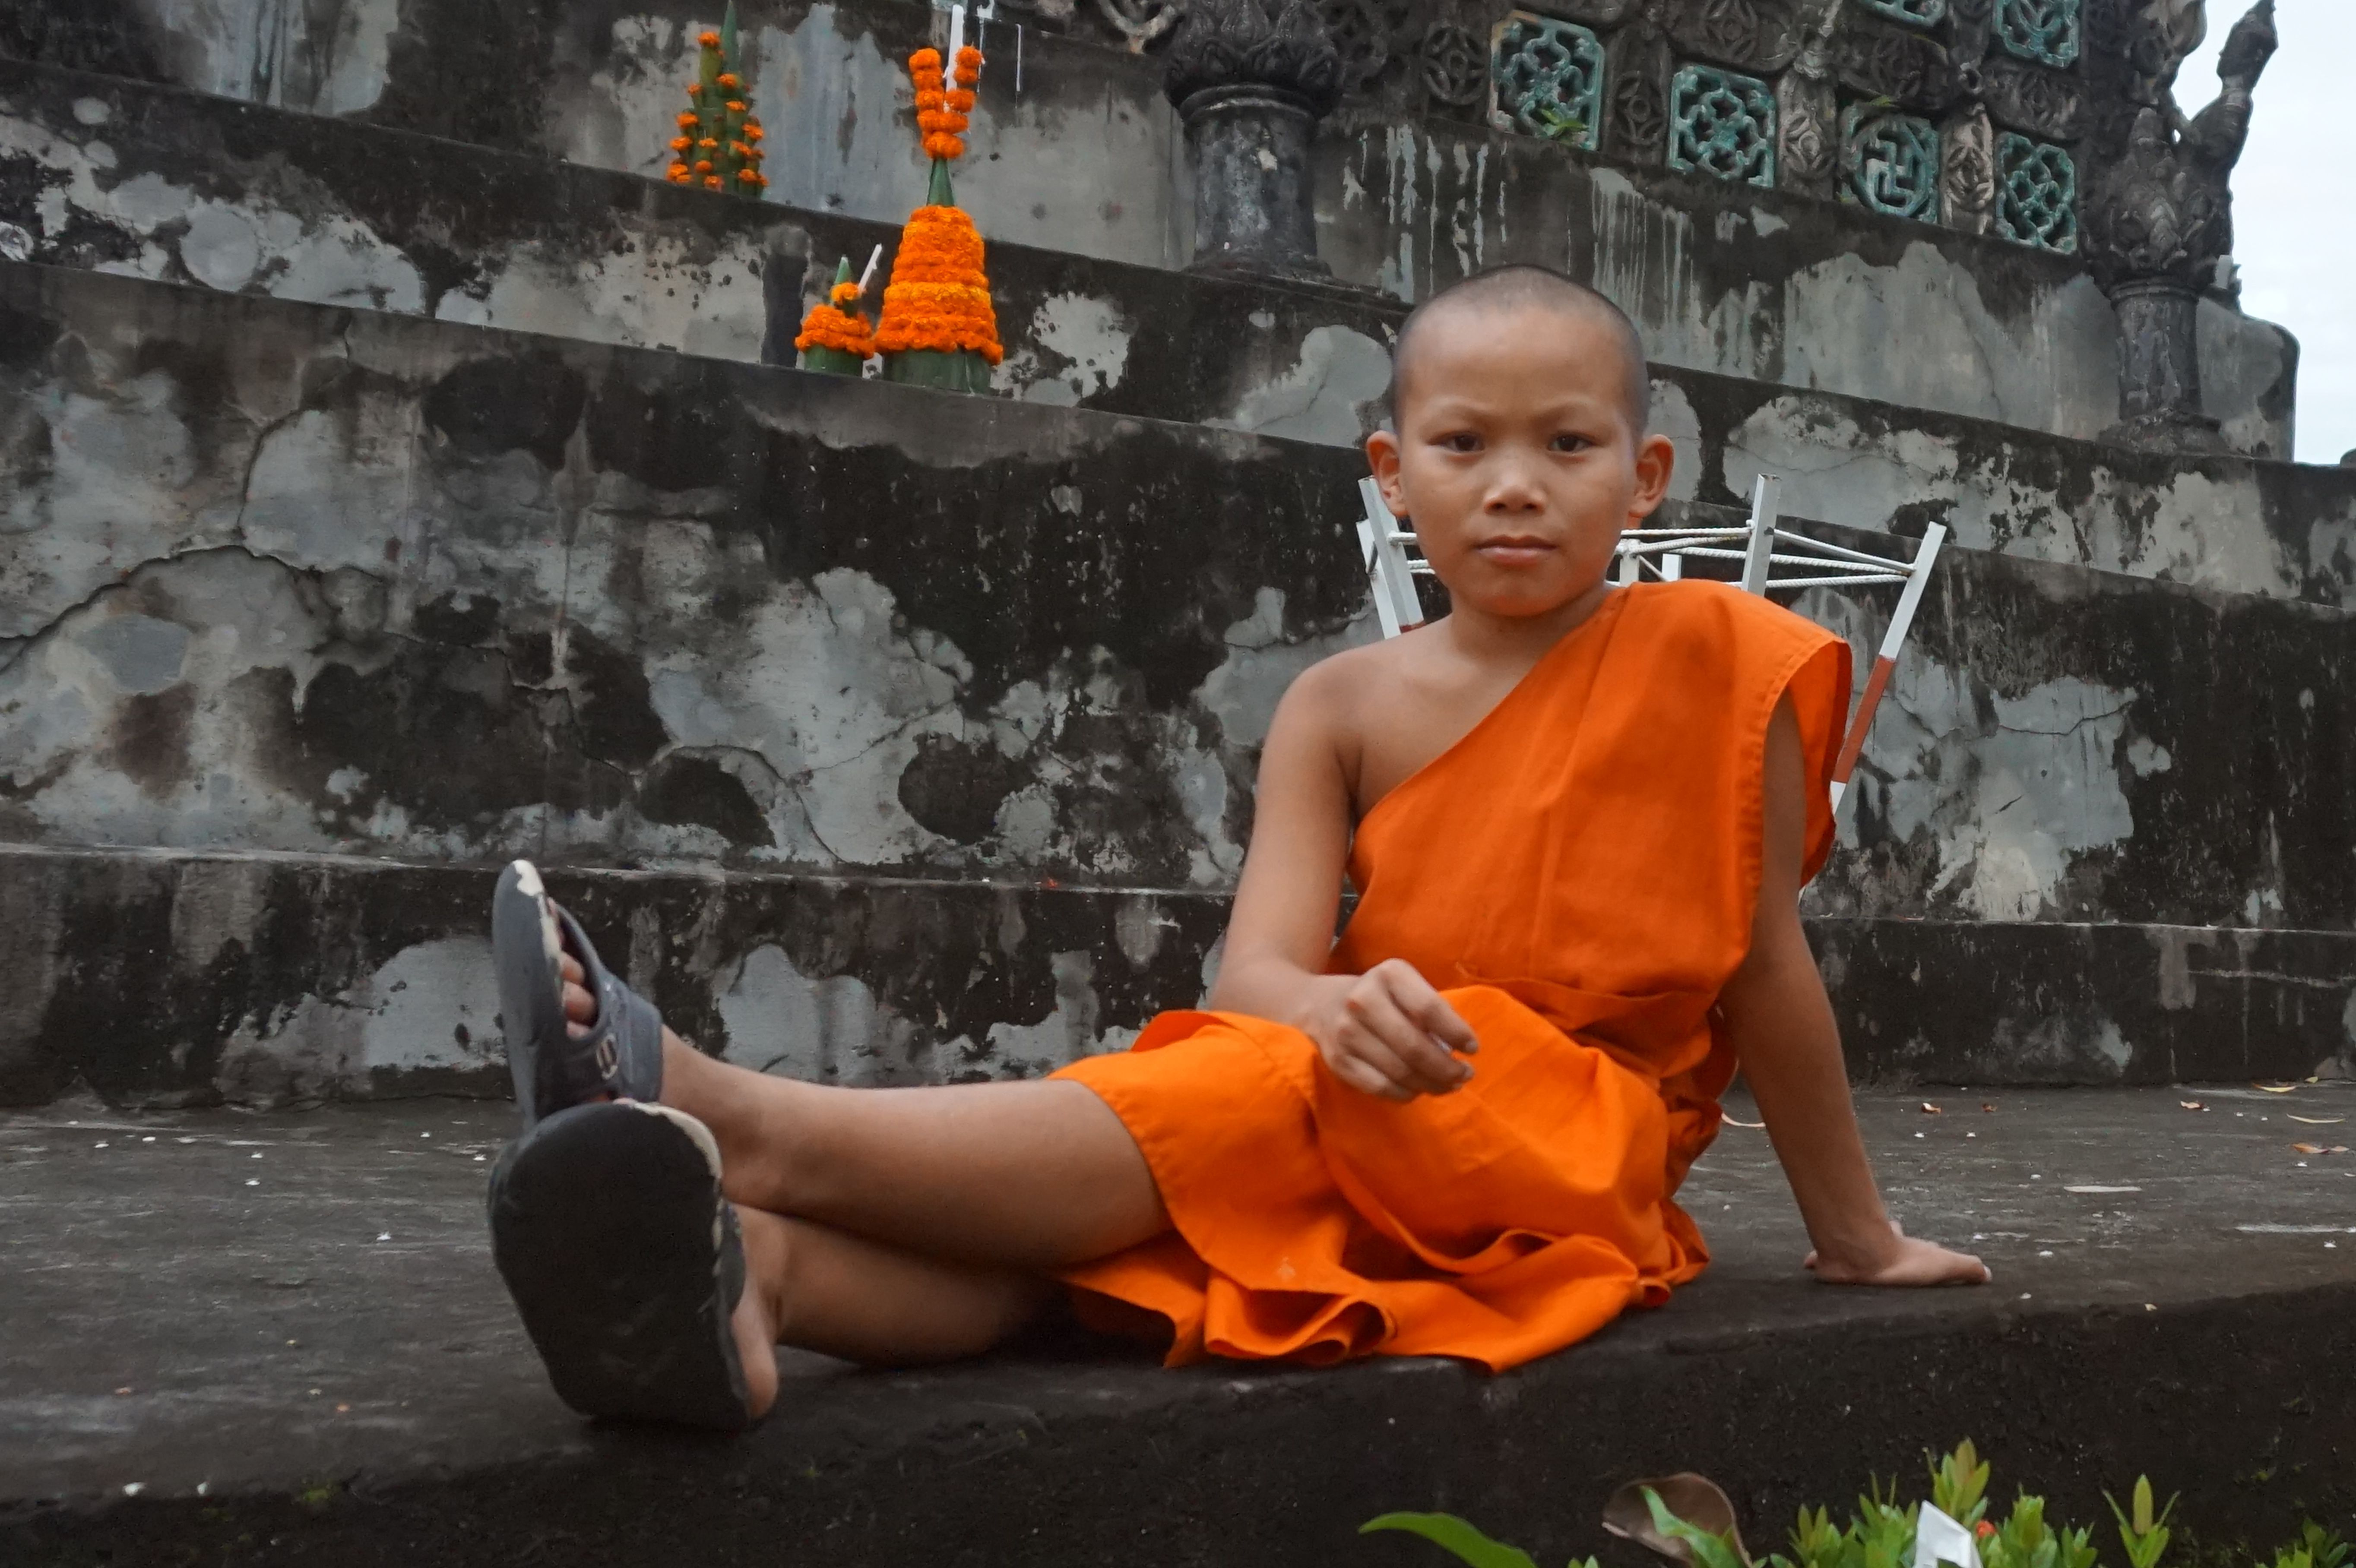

{"left": 1718, "top": 696, "right": 1990, "bottom": 1288}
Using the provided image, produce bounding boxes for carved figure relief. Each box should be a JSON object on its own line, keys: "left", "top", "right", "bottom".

{"left": 1099, "top": 0, "right": 1185, "bottom": 51}
{"left": 1668, "top": 62, "right": 1778, "bottom": 183}
{"left": 1995, "top": 131, "right": 2077, "bottom": 250}
{"left": 1843, "top": 105, "right": 1941, "bottom": 217}
{"left": 1776, "top": 66, "right": 1840, "bottom": 193}
{"left": 1995, "top": 0, "right": 2080, "bottom": 69}
{"left": 1941, "top": 102, "right": 1996, "bottom": 231}
{"left": 1980, "top": 54, "right": 2080, "bottom": 138}
{"left": 1492, "top": 14, "right": 1609, "bottom": 141}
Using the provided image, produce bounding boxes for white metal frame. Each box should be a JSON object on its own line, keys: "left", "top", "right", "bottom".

{"left": 1355, "top": 473, "right": 1946, "bottom": 814}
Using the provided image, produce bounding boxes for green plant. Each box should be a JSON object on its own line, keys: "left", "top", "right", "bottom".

{"left": 2109, "top": 1478, "right": 2180, "bottom": 1568}
{"left": 2269, "top": 1524, "right": 2353, "bottom": 1568}
{"left": 1643, "top": 1487, "right": 1748, "bottom": 1568}
{"left": 1359, "top": 1511, "right": 1599, "bottom": 1568}
{"left": 1932, "top": 1440, "right": 1993, "bottom": 1529}
{"left": 1532, "top": 104, "right": 1589, "bottom": 144}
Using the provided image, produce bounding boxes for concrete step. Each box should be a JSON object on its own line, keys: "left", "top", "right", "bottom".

{"left": 5, "top": 1085, "right": 2353, "bottom": 1563}
{"left": 6, "top": 843, "right": 2352, "bottom": 1109}
{"left": 10, "top": 0, "right": 2296, "bottom": 452}
{"left": 6, "top": 60, "right": 2352, "bottom": 612}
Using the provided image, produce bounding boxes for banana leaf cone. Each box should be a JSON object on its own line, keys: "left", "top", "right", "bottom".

{"left": 878, "top": 160, "right": 997, "bottom": 395}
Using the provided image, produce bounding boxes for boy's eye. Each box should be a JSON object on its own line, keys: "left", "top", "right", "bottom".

{"left": 1550, "top": 433, "right": 1593, "bottom": 453}
{"left": 1439, "top": 431, "right": 1482, "bottom": 453}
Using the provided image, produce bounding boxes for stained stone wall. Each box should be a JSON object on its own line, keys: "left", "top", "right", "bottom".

{"left": 4, "top": 260, "right": 2353, "bottom": 1103}
{"left": 0, "top": 0, "right": 2296, "bottom": 452}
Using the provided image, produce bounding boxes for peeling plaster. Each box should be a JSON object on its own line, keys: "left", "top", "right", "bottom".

{"left": 1211, "top": 325, "right": 1390, "bottom": 446}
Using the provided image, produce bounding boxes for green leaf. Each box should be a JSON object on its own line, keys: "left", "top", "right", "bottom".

{"left": 1931, "top": 1442, "right": 1992, "bottom": 1527}
{"left": 721, "top": 0, "right": 740, "bottom": 64}
{"left": 1362, "top": 1513, "right": 1542, "bottom": 1568}
{"left": 1643, "top": 1487, "right": 1749, "bottom": 1568}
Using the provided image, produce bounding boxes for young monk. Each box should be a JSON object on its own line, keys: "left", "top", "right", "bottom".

{"left": 483, "top": 263, "right": 1989, "bottom": 1430}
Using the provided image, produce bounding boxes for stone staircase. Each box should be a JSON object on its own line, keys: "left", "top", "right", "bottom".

{"left": 3, "top": 0, "right": 2354, "bottom": 1557}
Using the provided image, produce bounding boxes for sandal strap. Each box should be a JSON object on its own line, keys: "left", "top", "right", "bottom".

{"left": 547, "top": 905, "right": 666, "bottom": 1107}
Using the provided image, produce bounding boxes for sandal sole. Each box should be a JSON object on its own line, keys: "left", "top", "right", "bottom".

{"left": 488, "top": 1100, "right": 754, "bottom": 1431}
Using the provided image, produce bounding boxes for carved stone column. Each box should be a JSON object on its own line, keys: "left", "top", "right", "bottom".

{"left": 2083, "top": 0, "right": 2277, "bottom": 454}
{"left": 1164, "top": 0, "right": 1343, "bottom": 280}
{"left": 1776, "top": 0, "right": 1845, "bottom": 200}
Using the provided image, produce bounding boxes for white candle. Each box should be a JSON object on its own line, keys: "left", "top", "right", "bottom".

{"left": 858, "top": 243, "right": 882, "bottom": 294}
{"left": 947, "top": 3, "right": 965, "bottom": 60}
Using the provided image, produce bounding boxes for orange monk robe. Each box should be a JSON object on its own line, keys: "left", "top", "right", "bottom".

{"left": 1051, "top": 581, "right": 1851, "bottom": 1372}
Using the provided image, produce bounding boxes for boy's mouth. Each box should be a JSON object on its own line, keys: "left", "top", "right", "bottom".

{"left": 1473, "top": 534, "right": 1556, "bottom": 567}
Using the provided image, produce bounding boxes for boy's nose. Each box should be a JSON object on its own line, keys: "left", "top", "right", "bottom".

{"left": 1480, "top": 457, "right": 1547, "bottom": 511}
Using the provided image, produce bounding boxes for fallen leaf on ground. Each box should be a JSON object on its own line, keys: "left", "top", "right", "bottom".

{"left": 1981, "top": 1102, "right": 1996, "bottom": 1113}
{"left": 2286, "top": 1115, "right": 2345, "bottom": 1125}
{"left": 2256, "top": 1083, "right": 2299, "bottom": 1093}
{"left": 2181, "top": 1100, "right": 2207, "bottom": 1111}
{"left": 2293, "top": 1142, "right": 2328, "bottom": 1155}
{"left": 1723, "top": 1116, "right": 1764, "bottom": 1129}
{"left": 1921, "top": 1102, "right": 1943, "bottom": 1114}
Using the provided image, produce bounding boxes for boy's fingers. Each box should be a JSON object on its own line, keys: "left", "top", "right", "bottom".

{"left": 1348, "top": 989, "right": 1469, "bottom": 1092}
{"left": 1332, "top": 1047, "right": 1413, "bottom": 1102}
{"left": 1378, "top": 963, "right": 1479, "bottom": 1054}
{"left": 1337, "top": 1027, "right": 1424, "bottom": 1100}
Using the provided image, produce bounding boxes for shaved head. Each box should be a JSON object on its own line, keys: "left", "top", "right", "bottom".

{"left": 1386, "top": 265, "right": 1650, "bottom": 434}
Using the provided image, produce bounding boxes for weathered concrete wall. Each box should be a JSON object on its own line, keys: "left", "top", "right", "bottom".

{"left": 2, "top": 0, "right": 2296, "bottom": 452}
{"left": 9, "top": 60, "right": 2355, "bottom": 617}
{"left": 3, "top": 263, "right": 2353, "bottom": 1100}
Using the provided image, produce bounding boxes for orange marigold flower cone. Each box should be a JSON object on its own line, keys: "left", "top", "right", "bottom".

{"left": 798, "top": 256, "right": 874, "bottom": 376}
{"left": 666, "top": 1, "right": 768, "bottom": 197}
{"left": 876, "top": 47, "right": 998, "bottom": 394}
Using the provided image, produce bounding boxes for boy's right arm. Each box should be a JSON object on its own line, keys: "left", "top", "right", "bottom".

{"left": 1208, "top": 663, "right": 1479, "bottom": 1102}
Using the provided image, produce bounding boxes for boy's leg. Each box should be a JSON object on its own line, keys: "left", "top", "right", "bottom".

{"left": 560, "top": 951, "right": 1167, "bottom": 1268}
{"left": 731, "top": 1205, "right": 1056, "bottom": 1407}
{"left": 673, "top": 1034, "right": 1168, "bottom": 1268}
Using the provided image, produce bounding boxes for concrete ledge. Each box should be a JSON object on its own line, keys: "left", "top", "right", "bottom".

{"left": 5, "top": 1087, "right": 2352, "bottom": 1564}
{"left": 4, "top": 845, "right": 2350, "bottom": 1106}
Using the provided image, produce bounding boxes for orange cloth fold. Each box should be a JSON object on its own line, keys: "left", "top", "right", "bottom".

{"left": 1054, "top": 582, "right": 1850, "bottom": 1370}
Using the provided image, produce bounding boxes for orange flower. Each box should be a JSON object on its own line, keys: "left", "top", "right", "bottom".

{"left": 699, "top": 137, "right": 719, "bottom": 149}
{"left": 746, "top": 124, "right": 765, "bottom": 142}
{"left": 669, "top": 135, "right": 691, "bottom": 152}
{"left": 946, "top": 88, "right": 975, "bottom": 112}
{"left": 725, "top": 99, "right": 746, "bottom": 113}
{"left": 694, "top": 159, "right": 713, "bottom": 174}
{"left": 875, "top": 204, "right": 1002, "bottom": 362}
{"left": 909, "top": 47, "right": 943, "bottom": 73}
{"left": 677, "top": 111, "right": 699, "bottom": 129}
{"left": 699, "top": 29, "right": 721, "bottom": 46}
{"left": 830, "top": 280, "right": 862, "bottom": 306}
{"left": 796, "top": 299, "right": 875, "bottom": 359}
{"left": 705, "top": 174, "right": 723, "bottom": 190}
{"left": 668, "top": 163, "right": 690, "bottom": 182}
{"left": 922, "top": 133, "right": 966, "bottom": 160}
{"left": 737, "top": 168, "right": 760, "bottom": 184}
{"left": 717, "top": 71, "right": 740, "bottom": 89}
{"left": 953, "top": 46, "right": 983, "bottom": 87}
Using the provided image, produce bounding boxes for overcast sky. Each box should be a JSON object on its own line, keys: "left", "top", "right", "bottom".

{"left": 2176, "top": 0, "right": 2353, "bottom": 463}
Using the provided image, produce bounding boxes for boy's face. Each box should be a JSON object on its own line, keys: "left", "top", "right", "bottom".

{"left": 1365, "top": 303, "right": 1674, "bottom": 622}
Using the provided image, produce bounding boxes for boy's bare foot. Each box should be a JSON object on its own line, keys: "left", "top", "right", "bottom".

{"left": 1805, "top": 1221, "right": 1991, "bottom": 1287}
{"left": 731, "top": 1206, "right": 788, "bottom": 1419}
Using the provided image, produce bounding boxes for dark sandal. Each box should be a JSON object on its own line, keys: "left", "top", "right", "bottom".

{"left": 492, "top": 860, "right": 663, "bottom": 1125}
{"left": 488, "top": 1100, "right": 756, "bottom": 1430}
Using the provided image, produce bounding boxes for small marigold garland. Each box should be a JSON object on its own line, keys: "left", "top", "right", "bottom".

{"left": 874, "top": 46, "right": 1002, "bottom": 369}
{"left": 666, "top": 4, "right": 768, "bottom": 195}
{"left": 796, "top": 257, "right": 876, "bottom": 366}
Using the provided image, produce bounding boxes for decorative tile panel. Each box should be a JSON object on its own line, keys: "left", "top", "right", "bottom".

{"left": 1995, "top": 132, "right": 2077, "bottom": 252}
{"left": 1860, "top": 0, "right": 1946, "bottom": 24}
{"left": 1668, "top": 63, "right": 1776, "bottom": 186}
{"left": 1491, "top": 14, "right": 1608, "bottom": 148}
{"left": 1995, "top": 0, "right": 2079, "bottom": 69}
{"left": 1843, "top": 107, "right": 1941, "bottom": 220}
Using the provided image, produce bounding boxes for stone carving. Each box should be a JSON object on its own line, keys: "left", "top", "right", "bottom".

{"left": 1995, "top": 0, "right": 2079, "bottom": 68}
{"left": 1319, "top": 0, "right": 1417, "bottom": 97}
{"left": 1491, "top": 15, "right": 1609, "bottom": 143}
{"left": 1777, "top": 0, "right": 1847, "bottom": 197}
{"left": 1668, "top": 0, "right": 1802, "bottom": 73}
{"left": 1843, "top": 105, "right": 1941, "bottom": 218}
{"left": 1981, "top": 54, "right": 2081, "bottom": 139}
{"left": 1995, "top": 132, "right": 2077, "bottom": 250}
{"left": 1164, "top": 0, "right": 1343, "bottom": 279}
{"left": 2082, "top": 0, "right": 2276, "bottom": 449}
{"left": 1164, "top": 0, "right": 1343, "bottom": 106}
{"left": 1668, "top": 63, "right": 1777, "bottom": 184}
{"left": 1099, "top": 0, "right": 1185, "bottom": 50}
{"left": 1941, "top": 101, "right": 1996, "bottom": 231}
{"left": 1422, "top": 19, "right": 1489, "bottom": 106}
{"left": 1837, "top": 13, "right": 1952, "bottom": 107}
{"left": 1606, "top": 22, "right": 1675, "bottom": 160}
{"left": 1539, "top": 0, "right": 1643, "bottom": 22}
{"left": 1860, "top": 0, "right": 1944, "bottom": 22}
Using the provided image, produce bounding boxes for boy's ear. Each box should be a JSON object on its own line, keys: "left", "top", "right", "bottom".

{"left": 1627, "top": 432, "right": 1676, "bottom": 523}
{"left": 1365, "top": 427, "right": 1408, "bottom": 518}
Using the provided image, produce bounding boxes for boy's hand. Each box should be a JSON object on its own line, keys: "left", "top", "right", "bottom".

{"left": 1305, "top": 959, "right": 1479, "bottom": 1102}
{"left": 1805, "top": 1221, "right": 1991, "bottom": 1287}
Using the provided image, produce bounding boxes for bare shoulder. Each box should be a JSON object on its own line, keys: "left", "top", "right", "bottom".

{"left": 1270, "top": 630, "right": 1425, "bottom": 740}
